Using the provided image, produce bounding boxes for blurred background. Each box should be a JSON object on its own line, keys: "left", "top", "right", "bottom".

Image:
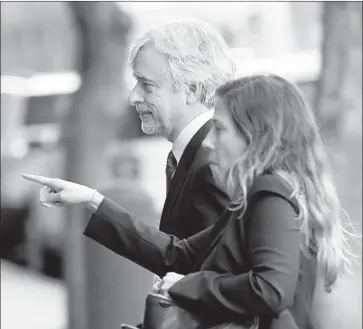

{"left": 1, "top": 2, "right": 361, "bottom": 329}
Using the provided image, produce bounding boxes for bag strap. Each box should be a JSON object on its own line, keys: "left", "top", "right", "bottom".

{"left": 192, "top": 207, "right": 233, "bottom": 271}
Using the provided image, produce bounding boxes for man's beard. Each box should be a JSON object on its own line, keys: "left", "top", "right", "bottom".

{"left": 137, "top": 105, "right": 157, "bottom": 134}
{"left": 141, "top": 120, "right": 157, "bottom": 134}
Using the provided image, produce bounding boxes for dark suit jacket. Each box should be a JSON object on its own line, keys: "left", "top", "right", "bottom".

{"left": 84, "top": 175, "right": 317, "bottom": 329}
{"left": 159, "top": 119, "right": 229, "bottom": 238}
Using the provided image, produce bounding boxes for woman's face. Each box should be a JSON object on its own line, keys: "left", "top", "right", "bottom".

{"left": 208, "top": 96, "right": 247, "bottom": 179}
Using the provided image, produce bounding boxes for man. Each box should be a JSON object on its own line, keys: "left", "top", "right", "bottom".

{"left": 25, "top": 19, "right": 235, "bottom": 329}
{"left": 127, "top": 19, "right": 235, "bottom": 239}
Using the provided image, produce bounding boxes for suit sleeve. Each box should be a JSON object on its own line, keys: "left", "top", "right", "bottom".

{"left": 84, "top": 197, "right": 214, "bottom": 276}
{"left": 189, "top": 164, "right": 229, "bottom": 233}
{"left": 168, "top": 194, "right": 301, "bottom": 319}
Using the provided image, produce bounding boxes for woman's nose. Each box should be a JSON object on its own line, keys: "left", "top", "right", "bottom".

{"left": 203, "top": 130, "right": 215, "bottom": 151}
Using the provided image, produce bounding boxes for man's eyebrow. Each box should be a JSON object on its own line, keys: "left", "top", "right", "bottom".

{"left": 132, "top": 71, "right": 156, "bottom": 84}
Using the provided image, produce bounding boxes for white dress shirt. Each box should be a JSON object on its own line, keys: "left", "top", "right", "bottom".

{"left": 172, "top": 110, "right": 214, "bottom": 165}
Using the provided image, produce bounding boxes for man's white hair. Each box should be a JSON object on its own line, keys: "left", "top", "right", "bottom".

{"left": 128, "top": 19, "right": 236, "bottom": 108}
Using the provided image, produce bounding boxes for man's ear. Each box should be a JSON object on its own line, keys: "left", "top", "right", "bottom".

{"left": 185, "top": 83, "right": 199, "bottom": 105}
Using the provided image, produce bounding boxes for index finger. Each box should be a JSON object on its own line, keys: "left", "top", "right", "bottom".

{"left": 22, "top": 174, "right": 63, "bottom": 189}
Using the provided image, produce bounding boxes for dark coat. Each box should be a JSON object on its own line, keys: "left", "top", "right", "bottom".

{"left": 84, "top": 174, "right": 317, "bottom": 328}
{"left": 159, "top": 119, "right": 229, "bottom": 238}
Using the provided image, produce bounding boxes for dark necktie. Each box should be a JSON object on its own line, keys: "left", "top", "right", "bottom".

{"left": 165, "top": 150, "right": 177, "bottom": 193}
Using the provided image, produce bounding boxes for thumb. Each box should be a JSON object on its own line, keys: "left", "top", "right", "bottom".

{"left": 40, "top": 188, "right": 62, "bottom": 203}
{"left": 47, "top": 192, "right": 62, "bottom": 203}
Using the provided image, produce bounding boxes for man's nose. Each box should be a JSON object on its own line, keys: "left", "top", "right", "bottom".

{"left": 128, "top": 85, "right": 143, "bottom": 105}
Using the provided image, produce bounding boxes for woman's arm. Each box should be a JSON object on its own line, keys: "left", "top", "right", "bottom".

{"left": 84, "top": 197, "right": 214, "bottom": 277}
{"left": 167, "top": 194, "right": 301, "bottom": 319}
{"left": 21, "top": 173, "right": 217, "bottom": 276}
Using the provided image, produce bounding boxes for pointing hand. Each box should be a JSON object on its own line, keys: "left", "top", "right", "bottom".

{"left": 22, "top": 174, "right": 96, "bottom": 208}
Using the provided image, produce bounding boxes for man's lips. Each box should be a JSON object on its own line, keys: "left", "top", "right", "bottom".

{"left": 137, "top": 109, "right": 152, "bottom": 116}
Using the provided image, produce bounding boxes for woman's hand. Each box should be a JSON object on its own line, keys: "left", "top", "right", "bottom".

{"left": 22, "top": 174, "right": 102, "bottom": 211}
{"left": 158, "top": 272, "right": 185, "bottom": 298}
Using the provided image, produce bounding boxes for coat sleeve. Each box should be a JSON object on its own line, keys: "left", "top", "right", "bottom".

{"left": 83, "top": 197, "right": 214, "bottom": 276}
{"left": 168, "top": 193, "right": 301, "bottom": 319}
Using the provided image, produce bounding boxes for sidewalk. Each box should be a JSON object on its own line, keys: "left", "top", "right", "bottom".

{"left": 1, "top": 259, "right": 67, "bottom": 329}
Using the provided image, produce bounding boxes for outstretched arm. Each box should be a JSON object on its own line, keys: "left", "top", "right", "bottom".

{"left": 84, "top": 196, "right": 214, "bottom": 276}
{"left": 22, "top": 173, "right": 213, "bottom": 276}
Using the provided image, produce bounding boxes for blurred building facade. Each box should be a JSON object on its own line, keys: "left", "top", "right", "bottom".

{"left": 1, "top": 2, "right": 79, "bottom": 269}
{"left": 121, "top": 1, "right": 322, "bottom": 56}
{"left": 1, "top": 2, "right": 79, "bottom": 150}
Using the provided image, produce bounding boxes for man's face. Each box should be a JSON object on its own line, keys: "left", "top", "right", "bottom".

{"left": 128, "top": 44, "right": 184, "bottom": 139}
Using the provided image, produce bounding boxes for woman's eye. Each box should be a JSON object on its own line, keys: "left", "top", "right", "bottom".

{"left": 214, "top": 125, "right": 222, "bottom": 134}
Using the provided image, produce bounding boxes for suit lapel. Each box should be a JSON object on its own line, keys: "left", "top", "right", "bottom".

{"left": 159, "top": 120, "right": 213, "bottom": 231}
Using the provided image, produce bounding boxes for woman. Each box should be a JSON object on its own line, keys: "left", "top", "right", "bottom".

{"left": 23, "top": 74, "right": 354, "bottom": 328}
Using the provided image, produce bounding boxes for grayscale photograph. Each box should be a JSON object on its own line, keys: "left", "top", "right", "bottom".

{"left": 1, "top": 2, "right": 362, "bottom": 329}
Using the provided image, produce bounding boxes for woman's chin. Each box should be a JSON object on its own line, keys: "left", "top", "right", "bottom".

{"left": 210, "top": 164, "right": 226, "bottom": 188}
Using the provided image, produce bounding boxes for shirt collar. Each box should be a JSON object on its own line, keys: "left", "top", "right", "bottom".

{"left": 172, "top": 110, "right": 214, "bottom": 164}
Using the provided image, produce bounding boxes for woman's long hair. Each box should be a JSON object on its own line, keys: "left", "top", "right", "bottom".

{"left": 215, "top": 74, "right": 357, "bottom": 293}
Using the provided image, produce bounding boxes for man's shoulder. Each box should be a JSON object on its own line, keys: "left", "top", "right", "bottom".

{"left": 185, "top": 145, "right": 220, "bottom": 191}
{"left": 188, "top": 141, "right": 213, "bottom": 169}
